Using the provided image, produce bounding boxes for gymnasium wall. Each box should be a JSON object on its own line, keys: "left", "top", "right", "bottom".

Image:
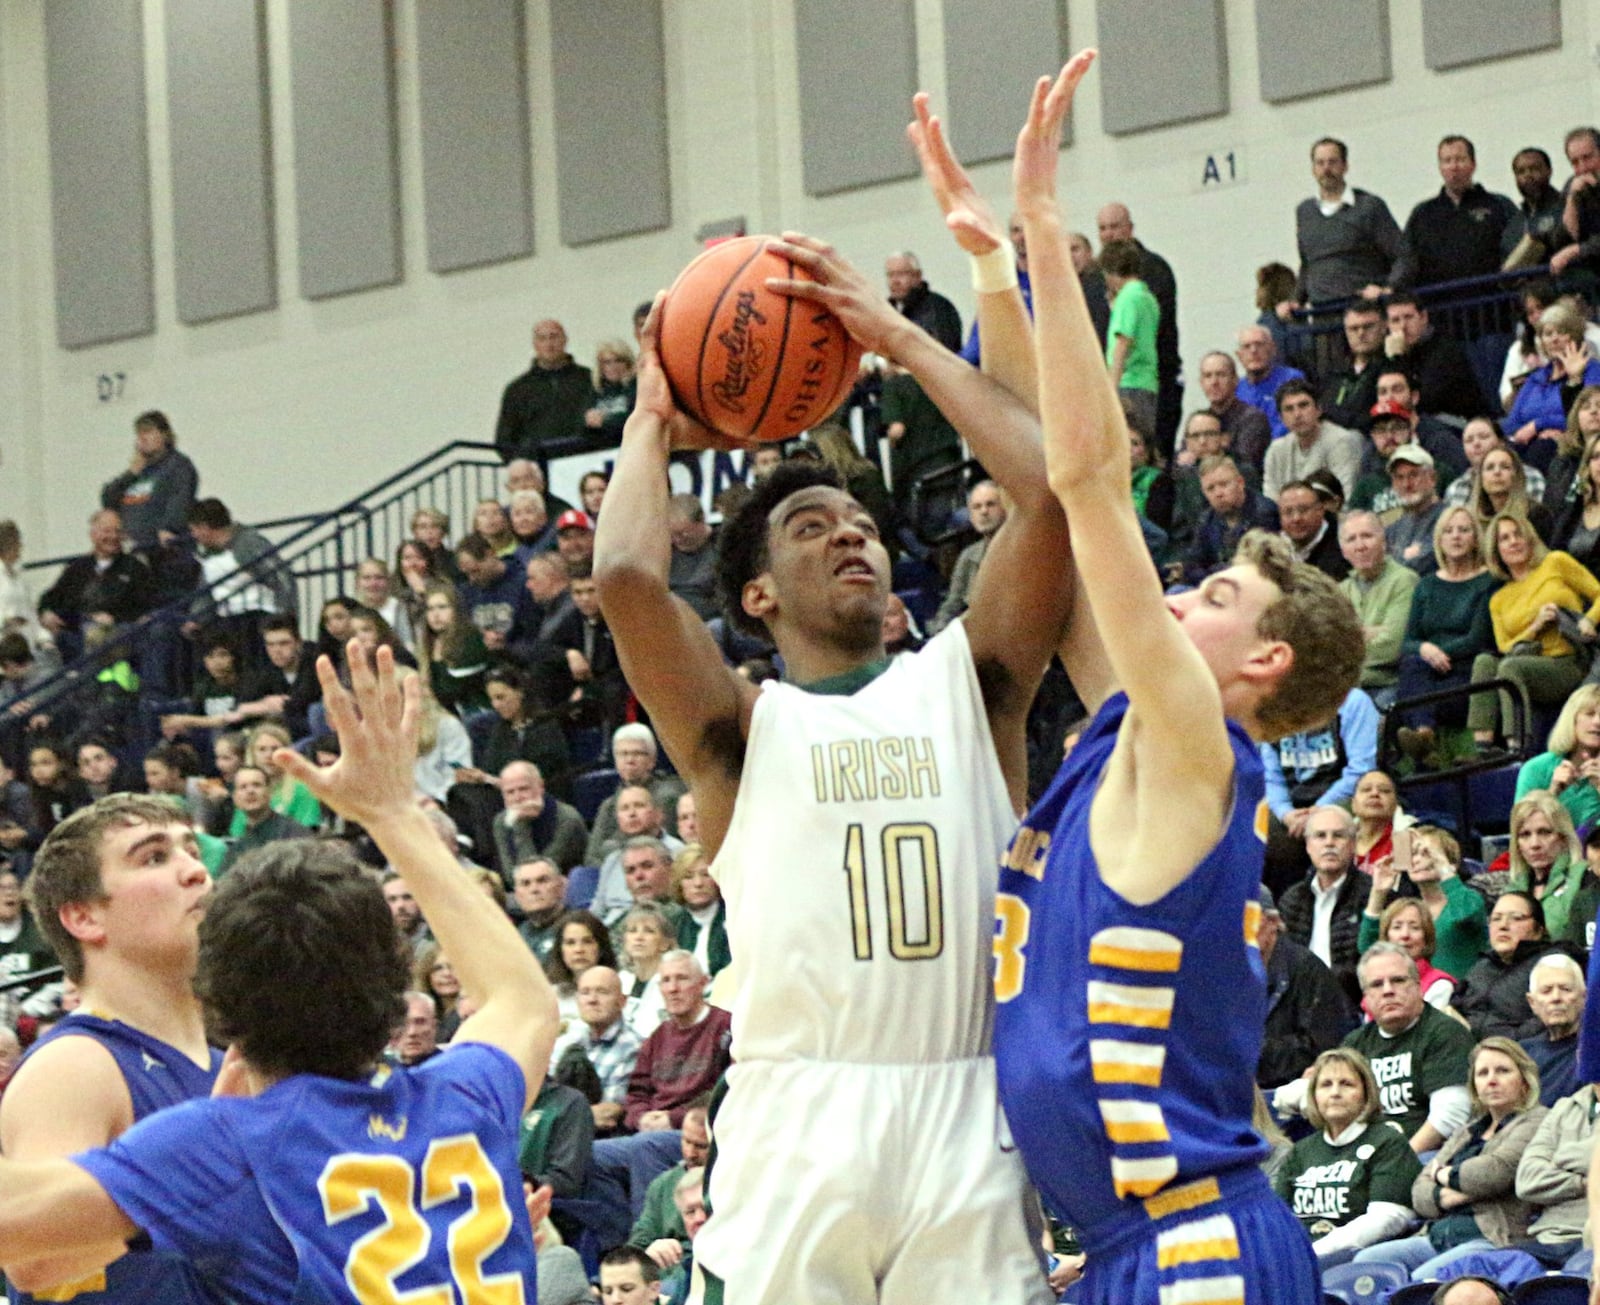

{"left": 1, "top": 0, "right": 1598, "bottom": 558}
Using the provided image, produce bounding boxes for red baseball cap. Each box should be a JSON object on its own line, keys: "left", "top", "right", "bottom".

{"left": 1369, "top": 399, "right": 1413, "bottom": 422}
{"left": 555, "top": 509, "right": 593, "bottom": 532}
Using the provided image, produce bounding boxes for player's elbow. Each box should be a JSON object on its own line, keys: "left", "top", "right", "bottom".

{"left": 594, "top": 550, "right": 665, "bottom": 610}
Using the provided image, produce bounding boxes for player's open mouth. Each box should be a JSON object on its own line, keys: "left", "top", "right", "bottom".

{"left": 834, "top": 559, "right": 874, "bottom": 580}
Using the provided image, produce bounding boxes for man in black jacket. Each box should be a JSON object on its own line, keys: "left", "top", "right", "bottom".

{"left": 1256, "top": 887, "right": 1356, "bottom": 1087}
{"left": 495, "top": 319, "right": 595, "bottom": 465}
{"left": 37, "top": 510, "right": 155, "bottom": 655}
{"left": 1278, "top": 807, "right": 1371, "bottom": 1005}
{"left": 884, "top": 252, "right": 962, "bottom": 354}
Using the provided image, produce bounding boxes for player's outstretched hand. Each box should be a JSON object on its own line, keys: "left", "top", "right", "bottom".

{"left": 1013, "top": 49, "right": 1096, "bottom": 214}
{"left": 767, "top": 233, "right": 905, "bottom": 358}
{"left": 274, "top": 642, "right": 419, "bottom": 831}
{"left": 630, "top": 293, "right": 749, "bottom": 453}
{"left": 907, "top": 93, "right": 1003, "bottom": 256}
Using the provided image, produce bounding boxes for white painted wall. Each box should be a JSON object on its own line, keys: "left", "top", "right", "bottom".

{"left": 2, "top": 0, "right": 1598, "bottom": 560}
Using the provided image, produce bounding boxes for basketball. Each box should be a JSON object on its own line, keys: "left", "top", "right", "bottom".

{"left": 656, "top": 236, "right": 863, "bottom": 443}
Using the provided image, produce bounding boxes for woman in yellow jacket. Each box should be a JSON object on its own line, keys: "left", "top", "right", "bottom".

{"left": 1469, "top": 511, "right": 1600, "bottom": 749}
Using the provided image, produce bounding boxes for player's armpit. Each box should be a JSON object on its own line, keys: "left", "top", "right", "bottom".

{"left": 0, "top": 1159, "right": 137, "bottom": 1271}
{"left": 0, "top": 1037, "right": 134, "bottom": 1160}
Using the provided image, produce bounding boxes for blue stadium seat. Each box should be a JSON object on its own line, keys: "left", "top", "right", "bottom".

{"left": 564, "top": 865, "right": 598, "bottom": 911}
{"left": 1562, "top": 1249, "right": 1593, "bottom": 1278}
{"left": 1514, "top": 1276, "right": 1590, "bottom": 1305}
{"left": 895, "top": 587, "right": 939, "bottom": 630}
{"left": 1468, "top": 764, "right": 1521, "bottom": 836}
{"left": 1321, "top": 1262, "right": 1410, "bottom": 1305}
{"left": 573, "top": 768, "right": 618, "bottom": 823}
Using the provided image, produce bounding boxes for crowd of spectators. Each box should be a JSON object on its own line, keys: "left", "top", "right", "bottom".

{"left": 3, "top": 119, "right": 1600, "bottom": 1301}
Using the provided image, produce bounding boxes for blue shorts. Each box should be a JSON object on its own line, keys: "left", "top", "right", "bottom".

{"left": 1076, "top": 1172, "right": 1319, "bottom": 1305}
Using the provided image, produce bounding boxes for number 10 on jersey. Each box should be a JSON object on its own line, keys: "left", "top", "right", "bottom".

{"left": 842, "top": 821, "right": 944, "bottom": 961}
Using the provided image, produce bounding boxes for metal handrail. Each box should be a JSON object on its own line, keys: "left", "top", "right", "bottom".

{"left": 1287, "top": 264, "right": 1555, "bottom": 324}
{"left": 12, "top": 440, "right": 508, "bottom": 720}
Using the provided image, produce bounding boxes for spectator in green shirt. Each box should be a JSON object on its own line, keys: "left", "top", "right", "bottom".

{"left": 1101, "top": 239, "right": 1160, "bottom": 442}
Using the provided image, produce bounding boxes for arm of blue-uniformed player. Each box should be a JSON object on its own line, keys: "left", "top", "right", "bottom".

{"left": 0, "top": 1156, "right": 137, "bottom": 1291}
{"left": 277, "top": 644, "right": 558, "bottom": 1111}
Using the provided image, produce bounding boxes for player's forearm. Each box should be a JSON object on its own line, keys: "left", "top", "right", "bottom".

{"left": 594, "top": 411, "right": 674, "bottom": 600}
{"left": 975, "top": 284, "right": 1039, "bottom": 414}
{"left": 364, "top": 806, "right": 553, "bottom": 1014}
{"left": 1020, "top": 204, "right": 1127, "bottom": 499}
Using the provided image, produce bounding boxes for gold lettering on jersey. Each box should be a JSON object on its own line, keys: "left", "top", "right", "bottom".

{"left": 1003, "top": 826, "right": 1051, "bottom": 879}
{"left": 810, "top": 737, "right": 942, "bottom": 803}
{"left": 367, "top": 1113, "right": 408, "bottom": 1142}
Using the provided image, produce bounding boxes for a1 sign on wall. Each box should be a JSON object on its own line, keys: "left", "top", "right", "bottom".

{"left": 1196, "top": 149, "right": 1245, "bottom": 192}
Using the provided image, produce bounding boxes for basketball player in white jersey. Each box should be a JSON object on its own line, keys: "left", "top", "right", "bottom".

{"left": 595, "top": 227, "right": 1068, "bottom": 1301}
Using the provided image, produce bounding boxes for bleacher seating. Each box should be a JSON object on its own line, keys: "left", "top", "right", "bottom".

{"left": 1322, "top": 1261, "right": 1411, "bottom": 1305}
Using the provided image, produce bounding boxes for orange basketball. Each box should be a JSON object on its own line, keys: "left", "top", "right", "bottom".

{"left": 656, "top": 236, "right": 863, "bottom": 443}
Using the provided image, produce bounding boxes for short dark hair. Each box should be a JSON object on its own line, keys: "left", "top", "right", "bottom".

{"left": 145, "top": 741, "right": 199, "bottom": 778}
{"left": 1311, "top": 136, "right": 1347, "bottom": 164}
{"left": 260, "top": 614, "right": 300, "bottom": 638}
{"left": 1385, "top": 292, "right": 1424, "bottom": 314}
{"left": 455, "top": 532, "right": 494, "bottom": 561}
{"left": 1099, "top": 240, "right": 1142, "bottom": 279}
{"left": 187, "top": 499, "right": 232, "bottom": 530}
{"left": 195, "top": 841, "right": 409, "bottom": 1080}
{"left": 599, "top": 1245, "right": 660, "bottom": 1282}
{"left": 1438, "top": 134, "right": 1475, "bottom": 162}
{"left": 1375, "top": 361, "right": 1415, "bottom": 389}
{"left": 1515, "top": 146, "right": 1552, "bottom": 170}
{"left": 1343, "top": 301, "right": 1382, "bottom": 321}
{"left": 28, "top": 795, "right": 190, "bottom": 982}
{"left": 134, "top": 410, "right": 174, "bottom": 442}
{"left": 715, "top": 460, "right": 844, "bottom": 638}
{"left": 199, "top": 628, "right": 238, "bottom": 659}
{"left": 1275, "top": 379, "right": 1317, "bottom": 413}
{"left": 0, "top": 632, "right": 32, "bottom": 666}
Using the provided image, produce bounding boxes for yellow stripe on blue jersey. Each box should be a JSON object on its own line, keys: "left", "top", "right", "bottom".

{"left": 1242, "top": 901, "right": 1261, "bottom": 949}
{"left": 1097, "top": 1099, "right": 1171, "bottom": 1144}
{"left": 1087, "top": 926, "right": 1183, "bottom": 973}
{"left": 1087, "top": 980, "right": 1176, "bottom": 1030}
{"left": 1142, "top": 1177, "right": 1223, "bottom": 1221}
{"left": 1155, "top": 1213, "right": 1242, "bottom": 1268}
{"left": 1088, "top": 1039, "right": 1167, "bottom": 1086}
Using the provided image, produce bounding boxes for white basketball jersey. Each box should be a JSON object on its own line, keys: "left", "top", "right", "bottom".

{"left": 710, "top": 623, "right": 1017, "bottom": 1064}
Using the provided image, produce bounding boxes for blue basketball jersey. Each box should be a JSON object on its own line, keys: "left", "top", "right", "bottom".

{"left": 8, "top": 1013, "right": 221, "bottom": 1305}
{"left": 993, "top": 691, "right": 1269, "bottom": 1254}
{"left": 74, "top": 1042, "right": 537, "bottom": 1305}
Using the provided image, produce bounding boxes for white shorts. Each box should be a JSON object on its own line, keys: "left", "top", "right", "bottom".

{"left": 693, "top": 1056, "right": 1052, "bottom": 1305}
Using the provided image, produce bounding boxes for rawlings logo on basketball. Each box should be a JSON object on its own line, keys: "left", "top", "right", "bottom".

{"left": 711, "top": 291, "right": 768, "bottom": 412}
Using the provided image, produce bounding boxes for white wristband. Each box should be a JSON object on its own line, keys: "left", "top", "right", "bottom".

{"left": 969, "top": 243, "right": 1018, "bottom": 294}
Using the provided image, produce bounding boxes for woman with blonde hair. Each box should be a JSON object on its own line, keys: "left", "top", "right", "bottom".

{"left": 413, "top": 940, "right": 463, "bottom": 1042}
{"left": 671, "top": 843, "right": 729, "bottom": 979}
{"left": 399, "top": 666, "right": 472, "bottom": 803}
{"left": 1467, "top": 511, "right": 1600, "bottom": 749}
{"left": 1356, "top": 824, "right": 1486, "bottom": 980}
{"left": 1505, "top": 793, "right": 1588, "bottom": 942}
{"left": 228, "top": 721, "right": 320, "bottom": 836}
{"left": 1353, "top": 1037, "right": 1546, "bottom": 1279}
{"left": 1394, "top": 505, "right": 1496, "bottom": 762}
{"left": 1274, "top": 1047, "right": 1421, "bottom": 1266}
{"left": 1515, "top": 682, "right": 1600, "bottom": 830}
{"left": 618, "top": 903, "right": 675, "bottom": 1039}
{"left": 585, "top": 339, "right": 636, "bottom": 443}
{"left": 1504, "top": 298, "right": 1600, "bottom": 472}
{"left": 1550, "top": 411, "right": 1600, "bottom": 576}
{"left": 1543, "top": 384, "right": 1600, "bottom": 515}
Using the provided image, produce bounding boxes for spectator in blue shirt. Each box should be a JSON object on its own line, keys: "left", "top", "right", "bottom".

{"left": 1235, "top": 324, "right": 1307, "bottom": 442}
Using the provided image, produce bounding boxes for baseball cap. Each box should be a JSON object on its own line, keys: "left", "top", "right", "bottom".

{"left": 1370, "top": 399, "right": 1413, "bottom": 423}
{"left": 1387, "top": 445, "right": 1435, "bottom": 471}
{"left": 555, "top": 509, "right": 593, "bottom": 532}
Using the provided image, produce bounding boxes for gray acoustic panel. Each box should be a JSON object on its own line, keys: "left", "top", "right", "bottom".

{"left": 1257, "top": 0, "right": 1390, "bottom": 103}
{"left": 43, "top": 0, "right": 154, "bottom": 348}
{"left": 416, "top": 0, "right": 533, "bottom": 272}
{"left": 549, "top": 0, "right": 669, "bottom": 246}
{"left": 944, "top": 1, "right": 1070, "bottom": 166}
{"left": 285, "top": 0, "right": 401, "bottom": 298}
{"left": 165, "top": 0, "right": 276, "bottom": 323}
{"left": 794, "top": 0, "right": 919, "bottom": 196}
{"left": 1421, "top": 0, "right": 1560, "bottom": 71}
{"left": 1096, "top": 0, "right": 1228, "bottom": 135}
